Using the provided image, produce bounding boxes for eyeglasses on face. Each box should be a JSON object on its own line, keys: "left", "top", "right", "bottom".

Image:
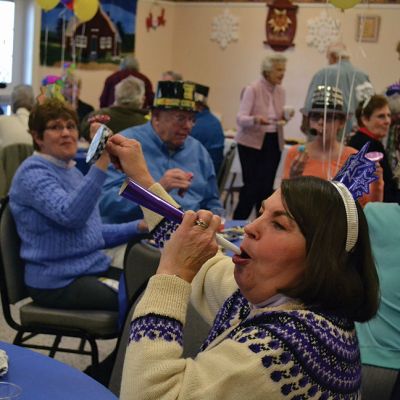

{"left": 309, "top": 112, "right": 343, "bottom": 122}
{"left": 171, "top": 113, "right": 196, "bottom": 127}
{"left": 45, "top": 121, "right": 78, "bottom": 133}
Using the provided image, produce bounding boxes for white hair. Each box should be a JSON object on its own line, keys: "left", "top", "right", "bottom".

{"left": 261, "top": 53, "right": 287, "bottom": 74}
{"left": 114, "top": 76, "right": 145, "bottom": 108}
{"left": 161, "top": 70, "right": 183, "bottom": 81}
{"left": 120, "top": 55, "right": 140, "bottom": 71}
{"left": 387, "top": 93, "right": 400, "bottom": 115}
{"left": 11, "top": 84, "right": 35, "bottom": 113}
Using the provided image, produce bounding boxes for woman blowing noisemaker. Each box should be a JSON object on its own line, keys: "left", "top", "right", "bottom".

{"left": 101, "top": 133, "right": 379, "bottom": 399}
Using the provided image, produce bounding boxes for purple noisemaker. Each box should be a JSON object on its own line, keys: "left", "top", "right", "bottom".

{"left": 119, "top": 179, "right": 241, "bottom": 255}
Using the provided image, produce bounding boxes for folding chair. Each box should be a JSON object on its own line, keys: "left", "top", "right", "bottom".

{"left": 0, "top": 197, "right": 120, "bottom": 368}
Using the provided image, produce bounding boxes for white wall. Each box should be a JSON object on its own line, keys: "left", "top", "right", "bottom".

{"left": 133, "top": 1, "right": 400, "bottom": 140}
{"left": 34, "top": 1, "right": 400, "bottom": 141}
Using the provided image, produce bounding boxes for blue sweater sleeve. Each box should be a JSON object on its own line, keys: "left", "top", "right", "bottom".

{"left": 102, "top": 220, "right": 141, "bottom": 248}
{"left": 12, "top": 159, "right": 107, "bottom": 229}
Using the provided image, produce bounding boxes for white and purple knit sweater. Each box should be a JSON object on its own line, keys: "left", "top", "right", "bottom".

{"left": 120, "top": 187, "right": 361, "bottom": 399}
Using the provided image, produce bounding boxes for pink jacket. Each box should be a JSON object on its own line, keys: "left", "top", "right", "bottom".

{"left": 235, "top": 76, "right": 285, "bottom": 150}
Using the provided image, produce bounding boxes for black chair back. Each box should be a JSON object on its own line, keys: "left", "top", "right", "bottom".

{"left": 361, "top": 364, "right": 400, "bottom": 400}
{"left": 109, "top": 292, "right": 143, "bottom": 396}
{"left": 124, "top": 240, "right": 161, "bottom": 305}
{"left": 0, "top": 143, "right": 33, "bottom": 198}
{"left": 217, "top": 141, "right": 237, "bottom": 194}
{"left": 0, "top": 197, "right": 28, "bottom": 306}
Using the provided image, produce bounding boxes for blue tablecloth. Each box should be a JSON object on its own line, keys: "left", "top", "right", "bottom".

{"left": 0, "top": 341, "right": 117, "bottom": 400}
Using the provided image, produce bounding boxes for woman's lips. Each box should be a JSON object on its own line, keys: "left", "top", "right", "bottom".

{"left": 232, "top": 255, "right": 251, "bottom": 266}
{"left": 232, "top": 248, "right": 251, "bottom": 266}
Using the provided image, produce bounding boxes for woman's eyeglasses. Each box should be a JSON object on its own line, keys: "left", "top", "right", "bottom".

{"left": 45, "top": 122, "right": 78, "bottom": 132}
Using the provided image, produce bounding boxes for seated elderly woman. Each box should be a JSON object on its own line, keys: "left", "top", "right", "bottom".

{"left": 9, "top": 99, "right": 146, "bottom": 311}
{"left": 385, "top": 82, "right": 400, "bottom": 176}
{"left": 104, "top": 134, "right": 379, "bottom": 399}
{"left": 283, "top": 85, "right": 383, "bottom": 205}
{"left": 349, "top": 94, "right": 398, "bottom": 202}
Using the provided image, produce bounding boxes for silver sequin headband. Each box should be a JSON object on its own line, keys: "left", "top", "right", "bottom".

{"left": 330, "top": 181, "right": 359, "bottom": 252}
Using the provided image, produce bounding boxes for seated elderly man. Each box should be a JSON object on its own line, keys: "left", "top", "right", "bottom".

{"left": 99, "top": 80, "right": 224, "bottom": 224}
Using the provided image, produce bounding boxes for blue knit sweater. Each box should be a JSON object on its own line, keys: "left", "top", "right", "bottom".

{"left": 9, "top": 155, "right": 141, "bottom": 289}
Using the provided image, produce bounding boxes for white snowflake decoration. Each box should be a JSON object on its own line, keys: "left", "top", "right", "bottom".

{"left": 306, "top": 11, "right": 341, "bottom": 53}
{"left": 210, "top": 9, "right": 239, "bottom": 50}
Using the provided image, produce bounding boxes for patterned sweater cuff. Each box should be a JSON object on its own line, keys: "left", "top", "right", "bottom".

{"left": 133, "top": 274, "right": 191, "bottom": 325}
{"left": 140, "top": 183, "right": 180, "bottom": 231}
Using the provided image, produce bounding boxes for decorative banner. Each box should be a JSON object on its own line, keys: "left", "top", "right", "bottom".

{"left": 36, "top": 0, "right": 59, "bottom": 11}
{"left": 306, "top": 11, "right": 341, "bottom": 53}
{"left": 73, "top": 0, "right": 99, "bottom": 22}
{"left": 264, "top": 0, "right": 298, "bottom": 52}
{"left": 330, "top": 0, "right": 361, "bottom": 10}
{"left": 210, "top": 9, "right": 239, "bottom": 50}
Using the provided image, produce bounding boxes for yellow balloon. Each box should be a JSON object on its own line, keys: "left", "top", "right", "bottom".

{"left": 330, "top": 0, "right": 361, "bottom": 9}
{"left": 74, "top": 0, "right": 99, "bottom": 22}
{"left": 36, "top": 0, "right": 59, "bottom": 11}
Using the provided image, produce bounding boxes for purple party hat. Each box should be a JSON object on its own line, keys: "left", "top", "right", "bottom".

{"left": 333, "top": 142, "right": 378, "bottom": 200}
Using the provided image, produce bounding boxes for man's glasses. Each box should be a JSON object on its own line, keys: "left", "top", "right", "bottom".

{"left": 45, "top": 121, "right": 78, "bottom": 133}
{"left": 309, "top": 112, "right": 343, "bottom": 122}
{"left": 171, "top": 113, "right": 196, "bottom": 127}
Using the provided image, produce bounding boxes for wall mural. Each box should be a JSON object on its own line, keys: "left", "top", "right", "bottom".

{"left": 39, "top": 0, "right": 137, "bottom": 70}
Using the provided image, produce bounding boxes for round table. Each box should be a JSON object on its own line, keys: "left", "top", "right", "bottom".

{"left": 0, "top": 341, "right": 117, "bottom": 399}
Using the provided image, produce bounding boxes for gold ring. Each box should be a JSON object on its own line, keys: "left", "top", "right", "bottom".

{"left": 195, "top": 219, "right": 209, "bottom": 229}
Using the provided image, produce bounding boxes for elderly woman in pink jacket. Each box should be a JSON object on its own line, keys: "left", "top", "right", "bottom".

{"left": 234, "top": 53, "right": 290, "bottom": 219}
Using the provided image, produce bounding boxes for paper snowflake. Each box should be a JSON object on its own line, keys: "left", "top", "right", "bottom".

{"left": 306, "top": 11, "right": 341, "bottom": 53}
{"left": 210, "top": 9, "right": 239, "bottom": 50}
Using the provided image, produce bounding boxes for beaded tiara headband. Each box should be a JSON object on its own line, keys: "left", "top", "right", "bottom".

{"left": 331, "top": 142, "right": 379, "bottom": 252}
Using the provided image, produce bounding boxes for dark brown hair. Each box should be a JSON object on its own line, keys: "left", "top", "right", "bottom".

{"left": 355, "top": 94, "right": 389, "bottom": 127}
{"left": 28, "top": 98, "right": 78, "bottom": 151}
{"left": 280, "top": 176, "right": 379, "bottom": 322}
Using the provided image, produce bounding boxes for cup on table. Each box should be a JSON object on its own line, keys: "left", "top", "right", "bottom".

{"left": 0, "top": 382, "right": 22, "bottom": 399}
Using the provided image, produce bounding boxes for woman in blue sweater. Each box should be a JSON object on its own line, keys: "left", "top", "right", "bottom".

{"left": 9, "top": 99, "right": 145, "bottom": 311}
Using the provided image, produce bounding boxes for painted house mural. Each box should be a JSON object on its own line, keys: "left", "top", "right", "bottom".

{"left": 40, "top": 0, "right": 136, "bottom": 68}
{"left": 66, "top": 7, "right": 122, "bottom": 62}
